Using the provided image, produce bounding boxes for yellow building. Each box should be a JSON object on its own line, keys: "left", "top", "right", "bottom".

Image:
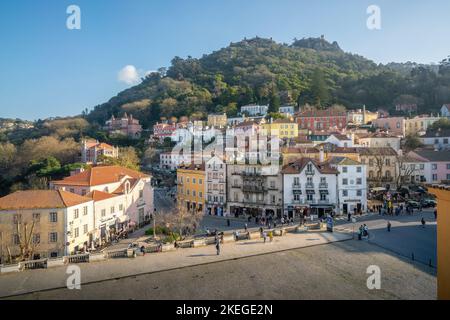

{"left": 405, "top": 116, "right": 441, "bottom": 136}
{"left": 262, "top": 119, "right": 298, "bottom": 139}
{"left": 428, "top": 185, "right": 450, "bottom": 300}
{"left": 207, "top": 113, "right": 227, "bottom": 128}
{"left": 177, "top": 163, "right": 206, "bottom": 213}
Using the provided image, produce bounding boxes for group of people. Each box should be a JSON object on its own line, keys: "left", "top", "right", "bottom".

{"left": 358, "top": 224, "right": 369, "bottom": 240}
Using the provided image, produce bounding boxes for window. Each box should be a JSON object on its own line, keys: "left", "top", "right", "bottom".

{"left": 32, "top": 213, "right": 40, "bottom": 222}
{"left": 234, "top": 193, "right": 239, "bottom": 201}
{"left": 193, "top": 178, "right": 196, "bottom": 184}
{"left": 73, "top": 209, "right": 79, "bottom": 219}
{"left": 320, "top": 194, "right": 327, "bottom": 201}
{"left": 293, "top": 177, "right": 300, "bottom": 185}
{"left": 307, "top": 194, "right": 313, "bottom": 201}
{"left": 271, "top": 195, "right": 276, "bottom": 204}
{"left": 342, "top": 178, "right": 348, "bottom": 185}
{"left": 101, "top": 209, "right": 106, "bottom": 217}
{"left": 447, "top": 174, "right": 450, "bottom": 180}
{"left": 13, "top": 234, "right": 20, "bottom": 245}
{"left": 199, "top": 179, "right": 202, "bottom": 185}
{"left": 270, "top": 180, "right": 276, "bottom": 189}
{"left": 385, "top": 159, "right": 390, "bottom": 166}
{"left": 81, "top": 189, "right": 87, "bottom": 196}
{"left": 49, "top": 212, "right": 58, "bottom": 223}
{"left": 119, "top": 204, "right": 123, "bottom": 211}
{"left": 342, "top": 167, "right": 348, "bottom": 173}
{"left": 74, "top": 228, "right": 79, "bottom": 238}
{"left": 220, "top": 196, "right": 224, "bottom": 203}
{"left": 139, "top": 190, "right": 144, "bottom": 198}
{"left": 444, "top": 139, "right": 449, "bottom": 144}
{"left": 447, "top": 164, "right": 450, "bottom": 170}
{"left": 49, "top": 232, "right": 58, "bottom": 243}
{"left": 110, "top": 206, "right": 115, "bottom": 214}
{"left": 357, "top": 190, "right": 362, "bottom": 197}
{"left": 432, "top": 164, "right": 438, "bottom": 170}
{"left": 294, "top": 194, "right": 300, "bottom": 201}
{"left": 357, "top": 167, "right": 362, "bottom": 173}
{"left": 199, "top": 192, "right": 202, "bottom": 198}
{"left": 192, "top": 191, "right": 196, "bottom": 197}
{"left": 420, "top": 164, "right": 425, "bottom": 170}
{"left": 32, "top": 233, "right": 40, "bottom": 244}
{"left": 70, "top": 188, "right": 75, "bottom": 193}
{"left": 13, "top": 214, "right": 22, "bottom": 224}
{"left": 356, "top": 178, "right": 362, "bottom": 185}
{"left": 83, "top": 224, "right": 88, "bottom": 234}
{"left": 432, "top": 174, "right": 438, "bottom": 181}
{"left": 83, "top": 206, "right": 88, "bottom": 215}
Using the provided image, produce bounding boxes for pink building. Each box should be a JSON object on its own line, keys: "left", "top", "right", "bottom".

{"left": 81, "top": 139, "right": 118, "bottom": 164}
{"left": 409, "top": 149, "right": 450, "bottom": 183}
{"left": 153, "top": 122, "right": 177, "bottom": 141}
{"left": 105, "top": 113, "right": 142, "bottom": 138}
{"left": 372, "top": 117, "right": 405, "bottom": 137}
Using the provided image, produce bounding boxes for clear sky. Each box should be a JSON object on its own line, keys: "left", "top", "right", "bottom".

{"left": 1, "top": 0, "right": 449, "bottom": 120}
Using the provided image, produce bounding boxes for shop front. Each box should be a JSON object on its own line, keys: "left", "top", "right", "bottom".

{"left": 309, "top": 204, "right": 335, "bottom": 219}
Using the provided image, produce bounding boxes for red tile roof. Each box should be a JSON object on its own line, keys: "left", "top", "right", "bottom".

{"left": 282, "top": 157, "right": 338, "bottom": 175}
{"left": 52, "top": 166, "right": 149, "bottom": 187}
{"left": 0, "top": 190, "right": 92, "bottom": 210}
{"left": 86, "top": 190, "right": 120, "bottom": 202}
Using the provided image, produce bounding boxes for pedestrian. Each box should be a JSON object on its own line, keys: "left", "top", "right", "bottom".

{"left": 269, "top": 231, "right": 273, "bottom": 242}
{"left": 358, "top": 225, "right": 363, "bottom": 240}
{"left": 274, "top": 221, "right": 277, "bottom": 228}
{"left": 244, "top": 223, "right": 248, "bottom": 232}
{"left": 387, "top": 221, "right": 391, "bottom": 232}
{"left": 141, "top": 245, "right": 146, "bottom": 256}
{"left": 215, "top": 240, "right": 221, "bottom": 255}
{"left": 363, "top": 224, "right": 369, "bottom": 237}
{"left": 227, "top": 218, "right": 230, "bottom": 227}
{"left": 263, "top": 231, "right": 267, "bottom": 243}
{"left": 421, "top": 218, "right": 426, "bottom": 228}
{"left": 347, "top": 212, "right": 351, "bottom": 222}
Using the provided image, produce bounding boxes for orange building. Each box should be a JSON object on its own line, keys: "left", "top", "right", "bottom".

{"left": 428, "top": 184, "right": 450, "bottom": 300}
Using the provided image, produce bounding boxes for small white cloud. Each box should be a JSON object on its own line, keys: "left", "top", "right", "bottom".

{"left": 118, "top": 65, "right": 140, "bottom": 85}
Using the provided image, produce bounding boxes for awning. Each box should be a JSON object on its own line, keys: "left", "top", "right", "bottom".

{"left": 319, "top": 190, "right": 328, "bottom": 195}
{"left": 117, "top": 215, "right": 129, "bottom": 223}
{"left": 306, "top": 190, "right": 315, "bottom": 195}
{"left": 293, "top": 190, "right": 302, "bottom": 195}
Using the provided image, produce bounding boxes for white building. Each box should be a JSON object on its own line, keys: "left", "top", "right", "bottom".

{"left": 356, "top": 132, "right": 401, "bottom": 152}
{"left": 324, "top": 134, "right": 353, "bottom": 148}
{"left": 420, "top": 128, "right": 450, "bottom": 150}
{"left": 282, "top": 157, "right": 338, "bottom": 219}
{"left": 279, "top": 105, "right": 295, "bottom": 116}
{"left": 441, "top": 104, "right": 450, "bottom": 118}
{"left": 241, "top": 104, "right": 269, "bottom": 116}
{"left": 160, "top": 151, "right": 193, "bottom": 170}
{"left": 51, "top": 166, "right": 154, "bottom": 228}
{"left": 205, "top": 156, "right": 227, "bottom": 216}
{"left": 328, "top": 157, "right": 367, "bottom": 215}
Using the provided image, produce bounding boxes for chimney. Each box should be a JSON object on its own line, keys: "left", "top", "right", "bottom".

{"left": 319, "top": 147, "right": 325, "bottom": 163}
{"left": 362, "top": 104, "right": 366, "bottom": 124}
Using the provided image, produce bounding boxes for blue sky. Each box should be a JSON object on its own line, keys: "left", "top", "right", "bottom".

{"left": 1, "top": 0, "right": 449, "bottom": 120}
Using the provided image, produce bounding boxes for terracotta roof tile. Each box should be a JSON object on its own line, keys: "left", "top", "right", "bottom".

{"left": 52, "top": 166, "right": 149, "bottom": 187}
{"left": 0, "top": 190, "right": 92, "bottom": 210}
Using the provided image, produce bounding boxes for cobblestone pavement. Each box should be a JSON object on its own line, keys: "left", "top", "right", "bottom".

{"left": 10, "top": 239, "right": 436, "bottom": 300}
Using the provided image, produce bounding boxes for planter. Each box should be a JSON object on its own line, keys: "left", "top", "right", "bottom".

{"left": 176, "top": 240, "right": 194, "bottom": 248}
{"left": 0, "top": 264, "right": 21, "bottom": 274}
{"left": 89, "top": 253, "right": 107, "bottom": 262}
{"left": 248, "top": 231, "right": 261, "bottom": 240}
{"left": 47, "top": 258, "right": 65, "bottom": 268}
{"left": 63, "top": 253, "right": 90, "bottom": 264}
{"left": 222, "top": 234, "right": 235, "bottom": 243}
{"left": 161, "top": 243, "right": 176, "bottom": 252}
{"left": 193, "top": 239, "right": 206, "bottom": 248}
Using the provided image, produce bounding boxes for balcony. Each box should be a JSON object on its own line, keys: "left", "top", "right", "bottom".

{"left": 242, "top": 185, "right": 266, "bottom": 193}
{"left": 305, "top": 182, "right": 315, "bottom": 189}
{"left": 292, "top": 183, "right": 301, "bottom": 189}
{"left": 319, "top": 182, "right": 328, "bottom": 189}
{"left": 318, "top": 199, "right": 330, "bottom": 204}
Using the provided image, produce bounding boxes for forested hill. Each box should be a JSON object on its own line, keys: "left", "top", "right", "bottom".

{"left": 87, "top": 36, "right": 450, "bottom": 129}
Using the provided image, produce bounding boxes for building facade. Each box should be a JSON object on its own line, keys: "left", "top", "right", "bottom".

{"left": 372, "top": 117, "right": 406, "bottom": 137}
{"left": 282, "top": 158, "right": 338, "bottom": 219}
{"left": 329, "top": 157, "right": 367, "bottom": 214}
{"left": 207, "top": 113, "right": 227, "bottom": 128}
{"left": 81, "top": 139, "right": 119, "bottom": 164}
{"left": 51, "top": 166, "right": 153, "bottom": 227}
{"left": 296, "top": 109, "right": 347, "bottom": 131}
{"left": 177, "top": 163, "right": 206, "bottom": 213}
{"left": 227, "top": 164, "right": 283, "bottom": 218}
{"left": 104, "top": 113, "right": 142, "bottom": 138}
{"left": 205, "top": 156, "right": 227, "bottom": 216}
{"left": 405, "top": 115, "right": 441, "bottom": 136}
{"left": 358, "top": 147, "right": 398, "bottom": 188}
{"left": 0, "top": 190, "right": 94, "bottom": 262}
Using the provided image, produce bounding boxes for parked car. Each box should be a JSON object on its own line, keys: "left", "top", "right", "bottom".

{"left": 407, "top": 200, "right": 421, "bottom": 209}
{"left": 421, "top": 199, "right": 437, "bottom": 208}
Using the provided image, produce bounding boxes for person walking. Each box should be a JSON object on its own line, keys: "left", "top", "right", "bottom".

{"left": 227, "top": 218, "right": 230, "bottom": 227}
{"left": 269, "top": 231, "right": 273, "bottom": 242}
{"left": 244, "top": 223, "right": 248, "bottom": 233}
{"left": 387, "top": 221, "right": 391, "bottom": 232}
{"left": 421, "top": 217, "right": 426, "bottom": 228}
{"left": 263, "top": 231, "right": 267, "bottom": 243}
{"left": 215, "top": 239, "right": 221, "bottom": 255}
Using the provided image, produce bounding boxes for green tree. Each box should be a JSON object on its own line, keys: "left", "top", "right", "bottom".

{"left": 309, "top": 68, "right": 330, "bottom": 108}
